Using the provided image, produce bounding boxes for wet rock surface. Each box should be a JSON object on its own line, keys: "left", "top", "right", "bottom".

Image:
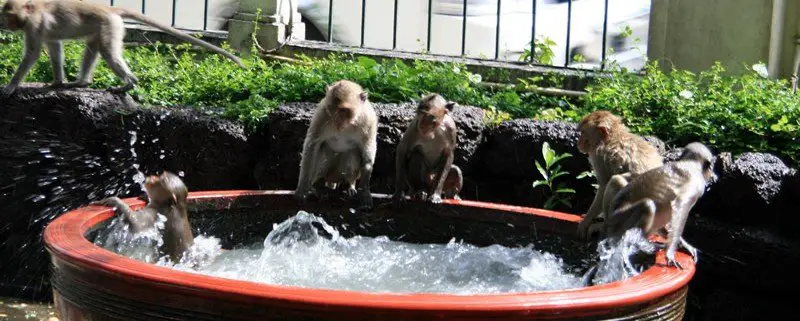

{"left": 2, "top": 88, "right": 799, "bottom": 320}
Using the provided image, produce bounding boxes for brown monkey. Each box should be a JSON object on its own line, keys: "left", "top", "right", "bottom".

{"left": 0, "top": 0, "right": 243, "bottom": 95}
{"left": 295, "top": 80, "right": 378, "bottom": 209}
{"left": 604, "top": 142, "right": 715, "bottom": 268}
{"left": 393, "top": 94, "right": 462, "bottom": 204}
{"left": 92, "top": 171, "right": 194, "bottom": 262}
{"left": 576, "top": 110, "right": 663, "bottom": 239}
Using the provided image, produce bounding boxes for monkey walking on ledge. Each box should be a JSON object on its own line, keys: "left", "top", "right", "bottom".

{"left": 0, "top": 0, "right": 244, "bottom": 96}
{"left": 582, "top": 142, "right": 715, "bottom": 286}
{"left": 91, "top": 171, "right": 194, "bottom": 263}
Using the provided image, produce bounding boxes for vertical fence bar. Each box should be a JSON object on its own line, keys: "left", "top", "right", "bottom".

{"left": 600, "top": 0, "right": 610, "bottom": 69}
{"left": 360, "top": 0, "right": 366, "bottom": 47}
{"left": 327, "top": 0, "right": 334, "bottom": 42}
{"left": 426, "top": 0, "right": 433, "bottom": 52}
{"left": 461, "top": 0, "right": 468, "bottom": 56}
{"left": 494, "top": 0, "right": 502, "bottom": 60}
{"left": 110, "top": 0, "right": 115, "bottom": 6}
{"left": 141, "top": 0, "right": 145, "bottom": 14}
{"left": 203, "top": 0, "right": 209, "bottom": 31}
{"left": 530, "top": 0, "right": 536, "bottom": 63}
{"left": 564, "top": 0, "right": 572, "bottom": 67}
{"left": 171, "top": 0, "right": 177, "bottom": 27}
{"left": 392, "top": 0, "right": 399, "bottom": 49}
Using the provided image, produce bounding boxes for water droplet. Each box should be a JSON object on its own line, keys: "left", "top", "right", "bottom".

{"left": 159, "top": 155, "right": 165, "bottom": 159}
{"left": 178, "top": 171, "right": 185, "bottom": 177}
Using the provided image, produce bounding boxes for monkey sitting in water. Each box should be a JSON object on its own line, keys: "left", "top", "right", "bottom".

{"left": 394, "top": 93, "right": 463, "bottom": 204}
{"left": 92, "top": 171, "right": 194, "bottom": 262}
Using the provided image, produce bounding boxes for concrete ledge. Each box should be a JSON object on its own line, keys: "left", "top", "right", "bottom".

{"left": 279, "top": 40, "right": 604, "bottom": 90}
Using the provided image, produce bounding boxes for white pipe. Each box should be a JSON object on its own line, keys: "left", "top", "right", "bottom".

{"left": 768, "top": 0, "right": 787, "bottom": 79}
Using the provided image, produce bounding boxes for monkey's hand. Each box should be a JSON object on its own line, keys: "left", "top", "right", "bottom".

{"left": 1, "top": 85, "right": 18, "bottom": 96}
{"left": 576, "top": 219, "right": 592, "bottom": 239}
{"left": 90, "top": 197, "right": 126, "bottom": 211}
{"left": 429, "top": 193, "right": 443, "bottom": 204}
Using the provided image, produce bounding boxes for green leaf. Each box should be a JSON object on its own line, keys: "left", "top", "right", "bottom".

{"left": 556, "top": 188, "right": 576, "bottom": 194}
{"left": 535, "top": 161, "right": 548, "bottom": 180}
{"left": 532, "top": 180, "right": 548, "bottom": 189}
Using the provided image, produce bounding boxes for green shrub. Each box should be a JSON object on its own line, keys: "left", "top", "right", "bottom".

{"left": 576, "top": 62, "right": 800, "bottom": 164}
{"left": 0, "top": 31, "right": 566, "bottom": 127}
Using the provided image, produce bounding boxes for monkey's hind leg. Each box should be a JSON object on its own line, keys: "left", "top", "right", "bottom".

{"left": 407, "top": 151, "right": 429, "bottom": 201}
{"left": 441, "top": 165, "right": 463, "bottom": 200}
{"left": 604, "top": 199, "right": 657, "bottom": 241}
{"left": 64, "top": 38, "right": 101, "bottom": 89}
{"left": 100, "top": 18, "right": 139, "bottom": 93}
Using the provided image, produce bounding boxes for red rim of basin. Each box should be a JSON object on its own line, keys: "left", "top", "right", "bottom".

{"left": 43, "top": 190, "right": 695, "bottom": 313}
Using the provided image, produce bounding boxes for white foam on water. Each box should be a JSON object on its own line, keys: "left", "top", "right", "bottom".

{"left": 172, "top": 211, "right": 582, "bottom": 294}
{"left": 586, "top": 228, "right": 657, "bottom": 285}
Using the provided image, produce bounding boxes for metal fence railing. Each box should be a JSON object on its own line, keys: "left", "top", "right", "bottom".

{"left": 104, "top": 0, "right": 219, "bottom": 34}
{"left": 102, "top": 0, "right": 649, "bottom": 71}
{"left": 300, "top": 0, "right": 650, "bottom": 69}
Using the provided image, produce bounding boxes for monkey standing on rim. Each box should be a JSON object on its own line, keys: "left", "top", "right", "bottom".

{"left": 605, "top": 142, "right": 715, "bottom": 268}
{"left": 294, "top": 80, "right": 378, "bottom": 209}
{"left": 393, "top": 93, "right": 462, "bottom": 204}
{"left": 0, "top": 0, "right": 244, "bottom": 95}
{"left": 92, "top": 171, "right": 194, "bottom": 262}
{"left": 575, "top": 110, "right": 663, "bottom": 239}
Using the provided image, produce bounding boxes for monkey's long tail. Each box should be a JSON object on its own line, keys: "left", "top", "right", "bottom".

{"left": 114, "top": 8, "right": 245, "bottom": 68}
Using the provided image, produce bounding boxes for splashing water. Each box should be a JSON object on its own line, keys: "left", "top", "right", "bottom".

{"left": 94, "top": 214, "right": 167, "bottom": 264}
{"left": 121, "top": 211, "right": 586, "bottom": 294}
{"left": 584, "top": 229, "right": 657, "bottom": 285}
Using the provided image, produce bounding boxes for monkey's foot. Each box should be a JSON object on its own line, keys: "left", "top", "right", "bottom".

{"left": 664, "top": 251, "right": 684, "bottom": 270}
{"left": 108, "top": 84, "right": 135, "bottom": 94}
{"left": 1, "top": 85, "right": 18, "bottom": 96}
{"left": 412, "top": 191, "right": 428, "bottom": 201}
{"left": 429, "top": 194, "right": 443, "bottom": 204}
{"left": 358, "top": 191, "right": 374, "bottom": 211}
{"left": 452, "top": 195, "right": 461, "bottom": 201}
{"left": 46, "top": 82, "right": 65, "bottom": 89}
{"left": 61, "top": 81, "right": 91, "bottom": 89}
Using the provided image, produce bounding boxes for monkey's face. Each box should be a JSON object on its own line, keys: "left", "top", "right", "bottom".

{"left": 1, "top": 1, "right": 26, "bottom": 30}
{"left": 417, "top": 110, "right": 442, "bottom": 138}
{"left": 331, "top": 104, "right": 357, "bottom": 131}
{"left": 144, "top": 175, "right": 172, "bottom": 204}
{"left": 577, "top": 126, "right": 604, "bottom": 153}
{"left": 327, "top": 91, "right": 367, "bottom": 131}
{"left": 144, "top": 172, "right": 188, "bottom": 205}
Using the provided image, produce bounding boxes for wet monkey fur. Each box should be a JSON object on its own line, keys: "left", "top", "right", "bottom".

{"left": 92, "top": 171, "right": 194, "bottom": 262}
{"left": 0, "top": 0, "right": 244, "bottom": 95}
{"left": 605, "top": 142, "right": 715, "bottom": 268}
{"left": 576, "top": 111, "right": 663, "bottom": 239}
{"left": 394, "top": 93, "right": 462, "bottom": 204}
{"left": 295, "top": 80, "right": 378, "bottom": 209}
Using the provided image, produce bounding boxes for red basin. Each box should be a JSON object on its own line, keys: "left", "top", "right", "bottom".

{"left": 44, "top": 190, "right": 695, "bottom": 320}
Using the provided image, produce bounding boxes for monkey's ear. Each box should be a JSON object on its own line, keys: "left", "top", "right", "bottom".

{"left": 359, "top": 91, "right": 368, "bottom": 102}
{"left": 445, "top": 102, "right": 456, "bottom": 112}
{"left": 598, "top": 125, "right": 610, "bottom": 138}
